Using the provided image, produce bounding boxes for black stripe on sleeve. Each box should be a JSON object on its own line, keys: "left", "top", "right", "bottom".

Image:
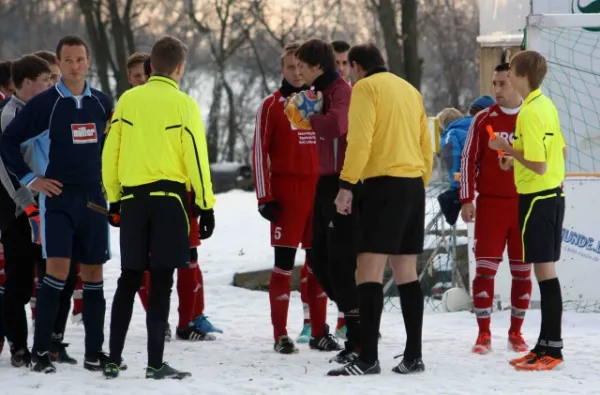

{"left": 122, "top": 118, "right": 133, "bottom": 126}
{"left": 111, "top": 118, "right": 119, "bottom": 124}
{"left": 165, "top": 124, "right": 182, "bottom": 130}
{"left": 184, "top": 126, "right": 207, "bottom": 208}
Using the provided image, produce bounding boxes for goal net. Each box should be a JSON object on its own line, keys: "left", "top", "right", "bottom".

{"left": 525, "top": 14, "right": 600, "bottom": 173}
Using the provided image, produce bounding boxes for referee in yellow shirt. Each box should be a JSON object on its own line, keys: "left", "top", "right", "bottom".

{"left": 101, "top": 36, "right": 215, "bottom": 379}
{"left": 489, "top": 50, "right": 565, "bottom": 371}
{"left": 331, "top": 44, "right": 433, "bottom": 376}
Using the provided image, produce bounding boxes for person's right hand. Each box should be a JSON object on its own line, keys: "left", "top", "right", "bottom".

{"left": 461, "top": 202, "right": 475, "bottom": 223}
{"left": 28, "top": 177, "right": 63, "bottom": 197}
{"left": 258, "top": 201, "right": 282, "bottom": 223}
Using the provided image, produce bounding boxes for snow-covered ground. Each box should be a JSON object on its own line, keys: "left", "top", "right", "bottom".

{"left": 1, "top": 190, "right": 599, "bottom": 395}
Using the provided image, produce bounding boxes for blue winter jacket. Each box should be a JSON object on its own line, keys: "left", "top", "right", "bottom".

{"left": 441, "top": 116, "right": 473, "bottom": 189}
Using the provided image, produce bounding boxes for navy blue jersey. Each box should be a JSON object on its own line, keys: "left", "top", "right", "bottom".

{"left": 0, "top": 78, "right": 113, "bottom": 187}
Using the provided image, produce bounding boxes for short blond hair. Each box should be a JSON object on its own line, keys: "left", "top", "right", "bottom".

{"left": 510, "top": 50, "right": 548, "bottom": 90}
{"left": 436, "top": 108, "right": 464, "bottom": 130}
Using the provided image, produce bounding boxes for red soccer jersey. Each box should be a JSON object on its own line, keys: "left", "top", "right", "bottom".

{"left": 252, "top": 90, "right": 319, "bottom": 204}
{"left": 459, "top": 104, "right": 520, "bottom": 204}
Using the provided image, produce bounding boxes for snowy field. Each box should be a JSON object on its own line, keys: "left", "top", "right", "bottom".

{"left": 1, "top": 190, "right": 599, "bottom": 394}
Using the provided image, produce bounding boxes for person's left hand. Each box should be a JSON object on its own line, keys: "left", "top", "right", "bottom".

{"left": 199, "top": 209, "right": 215, "bottom": 239}
{"left": 108, "top": 202, "right": 121, "bottom": 227}
{"left": 335, "top": 189, "right": 353, "bottom": 215}
{"left": 488, "top": 133, "right": 510, "bottom": 151}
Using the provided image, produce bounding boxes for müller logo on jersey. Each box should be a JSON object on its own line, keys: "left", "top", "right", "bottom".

{"left": 71, "top": 123, "right": 98, "bottom": 144}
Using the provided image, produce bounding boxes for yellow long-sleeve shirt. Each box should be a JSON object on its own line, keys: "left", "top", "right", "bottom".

{"left": 340, "top": 70, "right": 433, "bottom": 187}
{"left": 102, "top": 76, "right": 215, "bottom": 209}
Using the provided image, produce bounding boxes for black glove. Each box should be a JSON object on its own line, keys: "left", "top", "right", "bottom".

{"left": 199, "top": 209, "right": 215, "bottom": 240}
{"left": 108, "top": 202, "right": 121, "bottom": 227}
{"left": 258, "top": 201, "right": 282, "bottom": 223}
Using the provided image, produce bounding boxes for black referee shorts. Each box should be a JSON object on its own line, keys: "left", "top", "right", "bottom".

{"left": 359, "top": 176, "right": 425, "bottom": 255}
{"left": 119, "top": 181, "right": 190, "bottom": 271}
{"left": 519, "top": 187, "right": 565, "bottom": 264}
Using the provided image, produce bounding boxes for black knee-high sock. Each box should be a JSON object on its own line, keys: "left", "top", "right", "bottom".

{"left": 109, "top": 269, "right": 143, "bottom": 365}
{"left": 358, "top": 282, "right": 383, "bottom": 364}
{"left": 147, "top": 269, "right": 174, "bottom": 368}
{"left": 398, "top": 281, "right": 424, "bottom": 360}
{"left": 53, "top": 268, "right": 77, "bottom": 346}
{"left": 82, "top": 281, "right": 105, "bottom": 358}
{"left": 538, "top": 278, "right": 563, "bottom": 358}
{"left": 33, "top": 274, "right": 64, "bottom": 355}
{"left": 533, "top": 296, "right": 547, "bottom": 353}
{"left": 344, "top": 308, "right": 360, "bottom": 350}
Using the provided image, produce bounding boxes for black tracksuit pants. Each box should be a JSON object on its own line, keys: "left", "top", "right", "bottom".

{"left": 2, "top": 213, "right": 76, "bottom": 353}
{"left": 309, "top": 175, "right": 360, "bottom": 342}
{"left": 108, "top": 181, "right": 188, "bottom": 368}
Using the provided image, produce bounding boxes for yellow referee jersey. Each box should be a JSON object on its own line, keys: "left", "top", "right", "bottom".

{"left": 513, "top": 88, "right": 565, "bottom": 194}
{"left": 340, "top": 71, "right": 433, "bottom": 187}
{"left": 102, "top": 76, "right": 215, "bottom": 210}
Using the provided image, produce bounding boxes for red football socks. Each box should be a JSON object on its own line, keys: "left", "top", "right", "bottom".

{"left": 269, "top": 267, "right": 292, "bottom": 340}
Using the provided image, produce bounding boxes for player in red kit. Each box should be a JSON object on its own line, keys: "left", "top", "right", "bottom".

{"left": 459, "top": 63, "right": 532, "bottom": 354}
{"left": 253, "top": 43, "right": 322, "bottom": 354}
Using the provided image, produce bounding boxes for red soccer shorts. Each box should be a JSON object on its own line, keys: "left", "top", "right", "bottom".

{"left": 474, "top": 195, "right": 522, "bottom": 261}
{"left": 270, "top": 176, "right": 318, "bottom": 249}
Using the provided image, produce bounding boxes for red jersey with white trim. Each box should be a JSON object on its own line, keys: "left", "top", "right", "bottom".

{"left": 252, "top": 90, "right": 319, "bottom": 204}
{"left": 459, "top": 104, "right": 519, "bottom": 204}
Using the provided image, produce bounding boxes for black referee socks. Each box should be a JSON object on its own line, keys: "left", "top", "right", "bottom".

{"left": 358, "top": 282, "right": 384, "bottom": 364}
{"left": 398, "top": 280, "right": 424, "bottom": 360}
{"left": 33, "top": 275, "right": 64, "bottom": 354}
{"left": 538, "top": 278, "right": 563, "bottom": 358}
{"left": 82, "top": 281, "right": 106, "bottom": 359}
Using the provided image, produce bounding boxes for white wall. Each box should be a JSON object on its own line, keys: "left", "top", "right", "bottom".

{"left": 478, "top": 0, "right": 530, "bottom": 36}
{"left": 479, "top": 0, "right": 600, "bottom": 40}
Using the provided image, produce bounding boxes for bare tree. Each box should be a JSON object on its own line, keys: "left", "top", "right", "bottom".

{"left": 0, "top": 1, "right": 83, "bottom": 59}
{"left": 247, "top": 0, "right": 346, "bottom": 96}
{"left": 370, "top": 0, "right": 404, "bottom": 77}
{"left": 420, "top": 0, "right": 479, "bottom": 112}
{"left": 367, "top": 0, "right": 422, "bottom": 89}
{"left": 78, "top": 0, "right": 142, "bottom": 97}
{"left": 187, "top": 0, "right": 260, "bottom": 162}
{"left": 401, "top": 0, "right": 421, "bottom": 90}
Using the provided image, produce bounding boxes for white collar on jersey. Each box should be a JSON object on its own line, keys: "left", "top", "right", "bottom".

{"left": 499, "top": 102, "right": 522, "bottom": 115}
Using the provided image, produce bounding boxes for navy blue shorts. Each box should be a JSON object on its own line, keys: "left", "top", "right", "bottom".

{"left": 40, "top": 185, "right": 110, "bottom": 265}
